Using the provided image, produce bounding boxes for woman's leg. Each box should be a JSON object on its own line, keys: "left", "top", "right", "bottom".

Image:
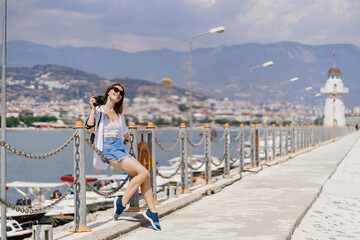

{"left": 110, "top": 156, "right": 156, "bottom": 212}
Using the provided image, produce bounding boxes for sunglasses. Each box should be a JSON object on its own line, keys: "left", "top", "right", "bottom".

{"left": 112, "top": 87, "right": 125, "bottom": 96}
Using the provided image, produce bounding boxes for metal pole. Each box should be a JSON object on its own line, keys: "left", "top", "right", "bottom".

{"left": 189, "top": 38, "right": 193, "bottom": 159}
{"left": 146, "top": 123, "right": 158, "bottom": 201}
{"left": 249, "top": 70, "right": 253, "bottom": 126}
{"left": 239, "top": 125, "right": 244, "bottom": 171}
{"left": 179, "top": 123, "right": 190, "bottom": 193}
{"left": 127, "top": 124, "right": 141, "bottom": 212}
{"left": 1, "top": 0, "right": 7, "bottom": 238}
{"left": 264, "top": 125, "right": 269, "bottom": 163}
{"left": 224, "top": 124, "right": 230, "bottom": 177}
{"left": 279, "top": 126, "right": 283, "bottom": 156}
{"left": 204, "top": 123, "right": 213, "bottom": 184}
{"left": 272, "top": 125, "right": 276, "bottom": 160}
{"left": 70, "top": 123, "right": 90, "bottom": 232}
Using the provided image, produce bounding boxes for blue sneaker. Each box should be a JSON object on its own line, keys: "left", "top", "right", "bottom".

{"left": 143, "top": 209, "right": 161, "bottom": 231}
{"left": 113, "top": 196, "right": 126, "bottom": 220}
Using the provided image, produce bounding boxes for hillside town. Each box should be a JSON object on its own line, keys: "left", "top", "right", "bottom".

{"left": 2, "top": 66, "right": 360, "bottom": 129}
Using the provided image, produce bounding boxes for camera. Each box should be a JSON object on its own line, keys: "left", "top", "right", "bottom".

{"left": 93, "top": 95, "right": 106, "bottom": 106}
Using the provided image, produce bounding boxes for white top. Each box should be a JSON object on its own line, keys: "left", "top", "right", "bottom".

{"left": 92, "top": 106, "right": 128, "bottom": 170}
{"left": 104, "top": 117, "right": 121, "bottom": 136}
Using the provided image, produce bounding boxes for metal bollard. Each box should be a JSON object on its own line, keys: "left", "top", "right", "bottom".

{"left": 179, "top": 123, "right": 191, "bottom": 193}
{"left": 32, "top": 225, "right": 53, "bottom": 240}
{"left": 146, "top": 122, "right": 159, "bottom": 203}
{"left": 291, "top": 125, "right": 295, "bottom": 153}
{"left": 127, "top": 123, "right": 141, "bottom": 212}
{"left": 204, "top": 123, "right": 213, "bottom": 184}
{"left": 250, "top": 125, "right": 256, "bottom": 168}
{"left": 264, "top": 124, "right": 269, "bottom": 163}
{"left": 70, "top": 121, "right": 90, "bottom": 232}
{"left": 239, "top": 124, "right": 245, "bottom": 172}
{"left": 272, "top": 124, "right": 276, "bottom": 160}
{"left": 279, "top": 125, "right": 283, "bottom": 156}
{"left": 285, "top": 125, "right": 289, "bottom": 155}
{"left": 224, "top": 123, "right": 231, "bottom": 177}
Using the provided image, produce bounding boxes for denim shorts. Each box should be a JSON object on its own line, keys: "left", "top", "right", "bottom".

{"left": 102, "top": 137, "right": 130, "bottom": 162}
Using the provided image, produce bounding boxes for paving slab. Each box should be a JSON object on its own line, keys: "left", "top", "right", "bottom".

{"left": 292, "top": 132, "right": 360, "bottom": 239}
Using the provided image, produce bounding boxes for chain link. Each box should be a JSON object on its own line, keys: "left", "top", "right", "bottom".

{"left": 156, "top": 160, "right": 184, "bottom": 179}
{"left": 155, "top": 136, "right": 180, "bottom": 152}
{"left": 84, "top": 136, "right": 110, "bottom": 164}
{"left": 188, "top": 157, "right": 207, "bottom": 171}
{"left": 230, "top": 131, "right": 242, "bottom": 141}
{"left": 86, "top": 175, "right": 130, "bottom": 197}
{"left": 186, "top": 134, "right": 205, "bottom": 147}
{"left": 230, "top": 156, "right": 239, "bottom": 163}
{"left": 211, "top": 155, "right": 226, "bottom": 166}
{"left": 0, "top": 132, "right": 78, "bottom": 159}
{"left": 211, "top": 133, "right": 225, "bottom": 143}
{"left": 0, "top": 180, "right": 79, "bottom": 214}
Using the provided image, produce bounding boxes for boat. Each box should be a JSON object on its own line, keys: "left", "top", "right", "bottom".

{"left": 0, "top": 219, "right": 33, "bottom": 240}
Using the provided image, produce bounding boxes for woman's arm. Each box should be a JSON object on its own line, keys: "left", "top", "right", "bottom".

{"left": 86, "top": 97, "right": 97, "bottom": 134}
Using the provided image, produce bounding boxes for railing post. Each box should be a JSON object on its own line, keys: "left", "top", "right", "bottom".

{"left": 146, "top": 122, "right": 159, "bottom": 203}
{"left": 250, "top": 124, "right": 256, "bottom": 168}
{"left": 127, "top": 122, "right": 141, "bottom": 212}
{"left": 279, "top": 124, "right": 283, "bottom": 157}
{"left": 272, "top": 124, "right": 276, "bottom": 160}
{"left": 179, "top": 123, "right": 191, "bottom": 193}
{"left": 255, "top": 124, "right": 259, "bottom": 166}
{"left": 71, "top": 121, "right": 91, "bottom": 232}
{"left": 239, "top": 124, "right": 245, "bottom": 172}
{"left": 264, "top": 124, "right": 269, "bottom": 163}
{"left": 285, "top": 125, "right": 289, "bottom": 155}
{"left": 290, "top": 125, "right": 295, "bottom": 153}
{"left": 224, "top": 123, "right": 231, "bottom": 177}
{"left": 204, "top": 123, "right": 213, "bottom": 184}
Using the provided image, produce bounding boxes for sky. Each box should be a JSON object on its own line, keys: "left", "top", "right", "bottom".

{"left": 2, "top": 0, "right": 360, "bottom": 52}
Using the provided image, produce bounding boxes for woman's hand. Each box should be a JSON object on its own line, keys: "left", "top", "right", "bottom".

{"left": 89, "top": 96, "right": 96, "bottom": 110}
{"left": 123, "top": 133, "right": 130, "bottom": 142}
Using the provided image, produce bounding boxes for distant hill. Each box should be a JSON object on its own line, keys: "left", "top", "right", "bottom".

{"left": 2, "top": 40, "right": 360, "bottom": 108}
{"left": 1, "top": 64, "right": 207, "bottom": 103}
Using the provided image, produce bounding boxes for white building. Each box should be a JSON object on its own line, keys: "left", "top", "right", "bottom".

{"left": 320, "top": 67, "right": 348, "bottom": 126}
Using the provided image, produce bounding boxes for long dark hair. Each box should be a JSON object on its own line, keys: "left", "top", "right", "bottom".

{"left": 104, "top": 83, "right": 125, "bottom": 114}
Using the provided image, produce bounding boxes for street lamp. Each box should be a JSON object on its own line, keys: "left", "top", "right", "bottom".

{"left": 189, "top": 26, "right": 225, "bottom": 145}
{"left": 280, "top": 77, "right": 300, "bottom": 124}
{"left": 280, "top": 77, "right": 299, "bottom": 85}
{"left": 297, "top": 86, "right": 313, "bottom": 124}
{"left": 249, "top": 61, "right": 274, "bottom": 125}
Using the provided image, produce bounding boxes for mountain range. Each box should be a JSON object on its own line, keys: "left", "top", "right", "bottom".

{"left": 2, "top": 40, "right": 360, "bottom": 108}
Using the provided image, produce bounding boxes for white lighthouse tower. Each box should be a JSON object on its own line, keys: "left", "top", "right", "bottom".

{"left": 320, "top": 67, "right": 348, "bottom": 126}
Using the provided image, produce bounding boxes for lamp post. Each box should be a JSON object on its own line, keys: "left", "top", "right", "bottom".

{"left": 189, "top": 26, "right": 225, "bottom": 151}
{"left": 297, "top": 86, "right": 313, "bottom": 124}
{"left": 249, "top": 61, "right": 274, "bottom": 125}
{"left": 1, "top": 0, "right": 7, "bottom": 238}
{"left": 332, "top": 86, "right": 337, "bottom": 142}
{"left": 280, "top": 77, "right": 299, "bottom": 124}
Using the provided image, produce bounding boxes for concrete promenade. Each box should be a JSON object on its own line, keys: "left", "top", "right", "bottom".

{"left": 53, "top": 131, "right": 359, "bottom": 240}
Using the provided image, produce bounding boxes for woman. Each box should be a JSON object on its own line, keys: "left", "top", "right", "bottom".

{"left": 86, "top": 83, "right": 161, "bottom": 231}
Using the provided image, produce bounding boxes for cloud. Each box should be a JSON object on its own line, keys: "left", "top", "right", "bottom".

{"left": 2, "top": 0, "right": 360, "bottom": 51}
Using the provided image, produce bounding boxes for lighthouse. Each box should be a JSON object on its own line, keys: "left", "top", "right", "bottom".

{"left": 320, "top": 67, "right": 348, "bottom": 126}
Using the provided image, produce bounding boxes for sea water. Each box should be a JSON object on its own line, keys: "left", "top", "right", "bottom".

{"left": 1, "top": 129, "right": 242, "bottom": 203}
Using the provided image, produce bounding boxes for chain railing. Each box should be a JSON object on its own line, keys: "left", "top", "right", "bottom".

{"left": 0, "top": 180, "right": 79, "bottom": 214}
{"left": 86, "top": 176, "right": 130, "bottom": 197}
{"left": 0, "top": 120, "right": 354, "bottom": 237}
{"left": 0, "top": 132, "right": 78, "bottom": 159}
